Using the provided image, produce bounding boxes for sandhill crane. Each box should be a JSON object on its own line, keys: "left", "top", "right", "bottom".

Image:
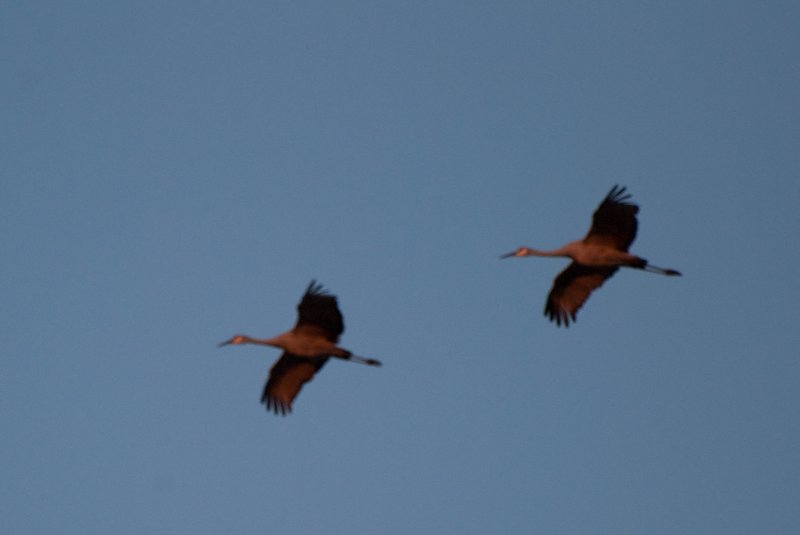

{"left": 219, "top": 281, "right": 381, "bottom": 415}
{"left": 500, "top": 185, "right": 681, "bottom": 326}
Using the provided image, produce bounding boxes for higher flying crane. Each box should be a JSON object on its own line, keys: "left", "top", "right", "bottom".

{"left": 501, "top": 186, "right": 681, "bottom": 326}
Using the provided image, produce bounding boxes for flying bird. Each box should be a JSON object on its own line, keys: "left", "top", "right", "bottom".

{"left": 501, "top": 185, "right": 681, "bottom": 326}
{"left": 219, "top": 281, "right": 381, "bottom": 415}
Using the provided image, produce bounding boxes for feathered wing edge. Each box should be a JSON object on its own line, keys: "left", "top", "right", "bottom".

{"left": 585, "top": 185, "right": 640, "bottom": 251}
{"left": 544, "top": 263, "right": 618, "bottom": 327}
{"left": 261, "top": 353, "right": 329, "bottom": 415}
{"left": 604, "top": 184, "right": 632, "bottom": 205}
{"left": 296, "top": 280, "right": 344, "bottom": 342}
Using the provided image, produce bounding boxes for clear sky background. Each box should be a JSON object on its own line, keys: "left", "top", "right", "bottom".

{"left": 3, "top": 2, "right": 799, "bottom": 534}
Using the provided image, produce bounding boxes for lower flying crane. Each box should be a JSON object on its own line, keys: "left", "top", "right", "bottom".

{"left": 219, "top": 281, "right": 381, "bottom": 415}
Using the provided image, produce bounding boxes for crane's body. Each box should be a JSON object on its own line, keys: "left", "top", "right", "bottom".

{"left": 222, "top": 332, "right": 351, "bottom": 359}
{"left": 519, "top": 241, "right": 640, "bottom": 267}
{"left": 219, "top": 281, "right": 380, "bottom": 415}
{"left": 501, "top": 186, "right": 681, "bottom": 326}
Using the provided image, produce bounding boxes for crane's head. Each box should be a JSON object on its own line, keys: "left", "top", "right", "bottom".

{"left": 218, "top": 335, "right": 246, "bottom": 347}
{"left": 499, "top": 247, "right": 530, "bottom": 259}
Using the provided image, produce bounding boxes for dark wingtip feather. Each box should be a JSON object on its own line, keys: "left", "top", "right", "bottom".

{"left": 544, "top": 305, "right": 574, "bottom": 328}
{"left": 305, "top": 279, "right": 321, "bottom": 296}
{"left": 606, "top": 184, "right": 632, "bottom": 204}
{"left": 263, "top": 395, "right": 291, "bottom": 416}
{"left": 305, "top": 279, "right": 334, "bottom": 299}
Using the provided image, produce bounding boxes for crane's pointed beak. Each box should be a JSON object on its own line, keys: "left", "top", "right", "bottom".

{"left": 219, "top": 335, "right": 246, "bottom": 347}
{"left": 499, "top": 251, "right": 517, "bottom": 259}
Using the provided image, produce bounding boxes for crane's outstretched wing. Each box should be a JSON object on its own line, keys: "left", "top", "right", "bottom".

{"left": 261, "top": 354, "right": 328, "bottom": 415}
{"left": 584, "top": 185, "right": 639, "bottom": 251}
{"left": 294, "top": 280, "right": 344, "bottom": 342}
{"left": 545, "top": 263, "right": 618, "bottom": 326}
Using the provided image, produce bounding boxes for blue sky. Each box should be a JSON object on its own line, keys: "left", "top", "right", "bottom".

{"left": 2, "top": 1, "right": 799, "bottom": 533}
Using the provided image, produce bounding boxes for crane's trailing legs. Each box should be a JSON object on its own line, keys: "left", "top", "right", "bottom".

{"left": 642, "top": 264, "right": 681, "bottom": 276}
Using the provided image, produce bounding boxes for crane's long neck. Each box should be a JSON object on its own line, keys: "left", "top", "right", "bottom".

{"left": 227, "top": 334, "right": 285, "bottom": 348}
{"left": 256, "top": 334, "right": 290, "bottom": 347}
{"left": 520, "top": 244, "right": 573, "bottom": 258}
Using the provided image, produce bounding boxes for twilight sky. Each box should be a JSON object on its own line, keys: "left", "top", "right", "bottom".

{"left": 3, "top": 2, "right": 799, "bottom": 534}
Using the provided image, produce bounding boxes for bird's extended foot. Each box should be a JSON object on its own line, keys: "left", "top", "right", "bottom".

{"left": 349, "top": 355, "right": 382, "bottom": 366}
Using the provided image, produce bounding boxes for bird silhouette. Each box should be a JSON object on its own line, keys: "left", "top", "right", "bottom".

{"left": 219, "top": 281, "right": 381, "bottom": 414}
{"left": 501, "top": 185, "right": 681, "bottom": 326}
